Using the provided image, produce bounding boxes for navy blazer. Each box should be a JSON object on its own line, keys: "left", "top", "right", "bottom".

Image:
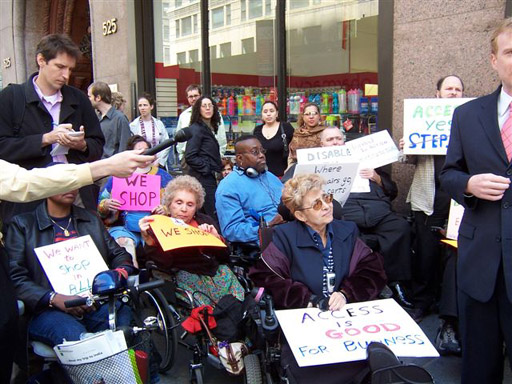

{"left": 440, "top": 86, "right": 512, "bottom": 302}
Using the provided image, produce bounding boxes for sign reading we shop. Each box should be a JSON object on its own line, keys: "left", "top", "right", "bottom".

{"left": 276, "top": 298, "right": 438, "bottom": 367}
{"left": 34, "top": 235, "right": 109, "bottom": 297}
{"left": 111, "top": 173, "right": 161, "bottom": 211}
{"left": 149, "top": 215, "right": 227, "bottom": 252}
{"left": 403, "top": 98, "right": 473, "bottom": 155}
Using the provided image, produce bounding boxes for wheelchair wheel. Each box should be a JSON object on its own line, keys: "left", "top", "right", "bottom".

{"left": 139, "top": 288, "right": 178, "bottom": 373}
{"left": 244, "top": 354, "right": 263, "bottom": 384}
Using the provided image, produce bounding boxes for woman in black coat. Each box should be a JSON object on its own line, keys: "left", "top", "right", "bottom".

{"left": 184, "top": 96, "right": 223, "bottom": 218}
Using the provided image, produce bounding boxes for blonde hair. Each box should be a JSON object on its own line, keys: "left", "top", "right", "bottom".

{"left": 111, "top": 92, "right": 126, "bottom": 110}
{"left": 162, "top": 175, "right": 205, "bottom": 209}
{"left": 491, "top": 18, "right": 512, "bottom": 54}
{"left": 282, "top": 174, "right": 325, "bottom": 214}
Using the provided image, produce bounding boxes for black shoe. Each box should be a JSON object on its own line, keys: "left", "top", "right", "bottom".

{"left": 389, "top": 282, "right": 414, "bottom": 309}
{"left": 435, "top": 320, "right": 461, "bottom": 356}
{"left": 406, "top": 307, "right": 427, "bottom": 323}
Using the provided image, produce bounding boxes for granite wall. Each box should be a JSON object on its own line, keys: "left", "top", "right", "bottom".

{"left": 391, "top": 0, "right": 506, "bottom": 213}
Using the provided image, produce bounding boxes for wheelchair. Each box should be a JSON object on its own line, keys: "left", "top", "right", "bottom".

{"left": 19, "top": 266, "right": 178, "bottom": 383}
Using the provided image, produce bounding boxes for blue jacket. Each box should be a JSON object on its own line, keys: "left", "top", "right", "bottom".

{"left": 215, "top": 167, "right": 283, "bottom": 242}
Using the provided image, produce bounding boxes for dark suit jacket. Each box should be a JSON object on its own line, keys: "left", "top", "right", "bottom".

{"left": 0, "top": 73, "right": 105, "bottom": 224}
{"left": 440, "top": 86, "right": 512, "bottom": 302}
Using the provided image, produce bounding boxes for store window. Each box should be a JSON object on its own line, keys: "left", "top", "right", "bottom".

{"left": 286, "top": 0, "right": 378, "bottom": 135}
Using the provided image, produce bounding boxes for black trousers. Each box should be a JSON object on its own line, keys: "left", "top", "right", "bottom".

{"left": 0, "top": 247, "right": 18, "bottom": 383}
{"left": 359, "top": 213, "right": 412, "bottom": 282}
{"left": 458, "top": 265, "right": 512, "bottom": 384}
{"left": 412, "top": 210, "right": 446, "bottom": 310}
{"left": 439, "top": 247, "right": 458, "bottom": 318}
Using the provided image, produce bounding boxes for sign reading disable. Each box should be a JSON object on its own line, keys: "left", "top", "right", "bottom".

{"left": 34, "top": 235, "right": 109, "bottom": 297}
{"left": 111, "top": 173, "right": 161, "bottom": 211}
{"left": 403, "top": 98, "right": 473, "bottom": 155}
{"left": 149, "top": 215, "right": 227, "bottom": 251}
{"left": 276, "top": 298, "right": 438, "bottom": 367}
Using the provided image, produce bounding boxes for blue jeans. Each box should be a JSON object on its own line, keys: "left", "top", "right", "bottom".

{"left": 29, "top": 301, "right": 132, "bottom": 346}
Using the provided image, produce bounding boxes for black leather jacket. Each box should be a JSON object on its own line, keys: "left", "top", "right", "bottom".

{"left": 6, "top": 202, "right": 133, "bottom": 313}
{"left": 184, "top": 121, "right": 222, "bottom": 179}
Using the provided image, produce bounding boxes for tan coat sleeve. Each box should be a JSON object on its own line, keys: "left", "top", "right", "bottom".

{"left": 0, "top": 160, "right": 93, "bottom": 203}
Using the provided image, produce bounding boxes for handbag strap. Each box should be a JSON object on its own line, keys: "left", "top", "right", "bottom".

{"left": 279, "top": 123, "right": 288, "bottom": 153}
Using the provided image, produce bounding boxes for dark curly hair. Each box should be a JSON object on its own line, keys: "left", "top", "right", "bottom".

{"left": 190, "top": 96, "right": 220, "bottom": 134}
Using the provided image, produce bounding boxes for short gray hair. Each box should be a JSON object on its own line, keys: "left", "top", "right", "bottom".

{"left": 162, "top": 175, "right": 205, "bottom": 209}
{"left": 282, "top": 174, "right": 325, "bottom": 214}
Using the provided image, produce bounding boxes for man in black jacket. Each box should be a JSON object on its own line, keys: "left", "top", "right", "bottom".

{"left": 0, "top": 34, "right": 104, "bottom": 227}
{"left": 6, "top": 186, "right": 135, "bottom": 347}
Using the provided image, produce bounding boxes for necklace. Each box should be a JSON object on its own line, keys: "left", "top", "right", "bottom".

{"left": 50, "top": 217, "right": 72, "bottom": 237}
{"left": 140, "top": 116, "right": 157, "bottom": 147}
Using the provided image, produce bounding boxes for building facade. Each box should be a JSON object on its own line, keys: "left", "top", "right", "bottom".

{"left": 0, "top": 0, "right": 509, "bottom": 211}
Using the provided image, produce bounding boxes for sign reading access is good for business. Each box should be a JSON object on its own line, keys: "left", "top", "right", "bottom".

{"left": 276, "top": 298, "right": 438, "bottom": 367}
{"left": 403, "top": 98, "right": 473, "bottom": 155}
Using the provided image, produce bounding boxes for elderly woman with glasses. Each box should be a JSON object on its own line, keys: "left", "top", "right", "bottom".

{"left": 249, "top": 173, "right": 386, "bottom": 383}
{"left": 287, "top": 102, "right": 325, "bottom": 167}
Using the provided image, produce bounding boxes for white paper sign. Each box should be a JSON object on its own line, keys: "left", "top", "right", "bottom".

{"left": 276, "top": 299, "right": 439, "bottom": 367}
{"left": 344, "top": 130, "right": 400, "bottom": 169}
{"left": 293, "top": 162, "right": 359, "bottom": 206}
{"left": 296, "top": 146, "right": 369, "bottom": 193}
{"left": 403, "top": 98, "right": 473, "bottom": 155}
{"left": 34, "top": 235, "right": 109, "bottom": 297}
{"left": 446, "top": 199, "right": 465, "bottom": 240}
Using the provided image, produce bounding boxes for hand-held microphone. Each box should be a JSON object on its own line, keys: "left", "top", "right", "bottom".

{"left": 143, "top": 128, "right": 193, "bottom": 156}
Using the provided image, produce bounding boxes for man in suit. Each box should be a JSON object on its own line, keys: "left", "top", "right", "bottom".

{"left": 440, "top": 18, "right": 512, "bottom": 383}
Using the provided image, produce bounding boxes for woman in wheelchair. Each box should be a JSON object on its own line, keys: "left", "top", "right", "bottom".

{"left": 249, "top": 174, "right": 387, "bottom": 383}
{"left": 139, "top": 175, "right": 244, "bottom": 306}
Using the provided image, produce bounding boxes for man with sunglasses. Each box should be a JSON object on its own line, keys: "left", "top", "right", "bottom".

{"left": 175, "top": 84, "right": 227, "bottom": 161}
{"left": 216, "top": 135, "right": 283, "bottom": 243}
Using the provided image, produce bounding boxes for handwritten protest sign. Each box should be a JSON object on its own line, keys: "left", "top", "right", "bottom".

{"left": 112, "top": 173, "right": 161, "bottom": 211}
{"left": 296, "top": 146, "right": 368, "bottom": 193}
{"left": 34, "top": 235, "right": 109, "bottom": 297}
{"left": 344, "top": 130, "right": 400, "bottom": 169}
{"left": 403, "top": 98, "right": 473, "bottom": 155}
{"left": 446, "top": 199, "right": 465, "bottom": 240}
{"left": 276, "top": 298, "right": 438, "bottom": 367}
{"left": 293, "top": 162, "right": 359, "bottom": 205}
{"left": 149, "top": 215, "right": 227, "bottom": 252}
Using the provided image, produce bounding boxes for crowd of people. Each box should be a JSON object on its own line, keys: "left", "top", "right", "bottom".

{"left": 2, "top": 17, "right": 512, "bottom": 384}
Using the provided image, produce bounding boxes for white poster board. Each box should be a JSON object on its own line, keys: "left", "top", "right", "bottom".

{"left": 35, "top": 235, "right": 109, "bottom": 297}
{"left": 276, "top": 299, "right": 439, "bottom": 367}
{"left": 296, "top": 146, "right": 369, "bottom": 193}
{"left": 293, "top": 162, "right": 359, "bottom": 206}
{"left": 403, "top": 98, "right": 473, "bottom": 155}
{"left": 446, "top": 199, "right": 465, "bottom": 240}
{"left": 344, "top": 130, "right": 401, "bottom": 169}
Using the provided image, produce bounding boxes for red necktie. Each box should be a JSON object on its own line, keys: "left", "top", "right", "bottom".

{"left": 502, "top": 102, "right": 512, "bottom": 162}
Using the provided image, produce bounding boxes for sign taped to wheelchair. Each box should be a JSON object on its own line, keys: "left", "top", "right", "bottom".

{"left": 276, "top": 298, "right": 438, "bottom": 367}
{"left": 34, "top": 235, "right": 109, "bottom": 297}
{"left": 149, "top": 214, "right": 227, "bottom": 251}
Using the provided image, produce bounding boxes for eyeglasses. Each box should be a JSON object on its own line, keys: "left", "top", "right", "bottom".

{"left": 303, "top": 111, "right": 319, "bottom": 117}
{"left": 241, "top": 148, "right": 266, "bottom": 156}
{"left": 298, "top": 193, "right": 333, "bottom": 211}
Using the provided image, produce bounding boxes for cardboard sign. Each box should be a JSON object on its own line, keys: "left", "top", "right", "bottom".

{"left": 149, "top": 215, "right": 227, "bottom": 251}
{"left": 344, "top": 130, "right": 400, "bottom": 169}
{"left": 446, "top": 199, "right": 465, "bottom": 240}
{"left": 34, "top": 235, "right": 109, "bottom": 297}
{"left": 293, "top": 162, "right": 359, "bottom": 205}
{"left": 403, "top": 98, "right": 473, "bottom": 155}
{"left": 111, "top": 173, "right": 161, "bottom": 211}
{"left": 276, "top": 299, "right": 438, "bottom": 367}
